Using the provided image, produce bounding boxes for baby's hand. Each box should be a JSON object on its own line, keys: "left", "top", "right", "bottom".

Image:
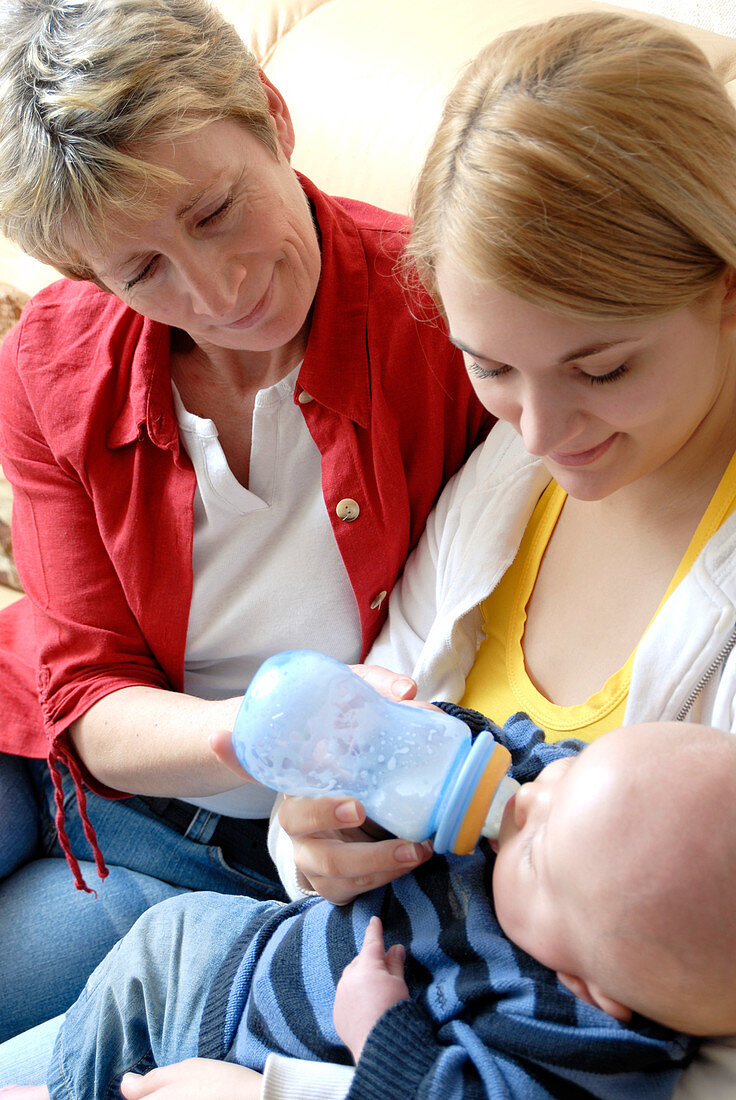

{"left": 121, "top": 1060, "right": 263, "bottom": 1100}
{"left": 334, "top": 915, "right": 409, "bottom": 1063}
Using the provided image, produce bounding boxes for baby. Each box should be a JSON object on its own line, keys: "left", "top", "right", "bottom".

{"left": 4, "top": 712, "right": 735, "bottom": 1099}
{"left": 335, "top": 718, "right": 736, "bottom": 1073}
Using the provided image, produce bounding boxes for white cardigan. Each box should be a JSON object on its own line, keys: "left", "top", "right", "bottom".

{"left": 370, "top": 420, "right": 736, "bottom": 731}
{"left": 268, "top": 421, "right": 736, "bottom": 1100}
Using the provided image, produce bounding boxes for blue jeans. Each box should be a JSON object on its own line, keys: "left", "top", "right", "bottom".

{"left": 0, "top": 1016, "right": 63, "bottom": 1086}
{"left": 45, "top": 892, "right": 277, "bottom": 1098}
{"left": 0, "top": 756, "right": 285, "bottom": 1043}
{"left": 0, "top": 752, "right": 40, "bottom": 877}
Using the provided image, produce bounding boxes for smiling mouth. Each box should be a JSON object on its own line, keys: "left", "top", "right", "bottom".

{"left": 223, "top": 280, "right": 273, "bottom": 329}
{"left": 548, "top": 434, "right": 619, "bottom": 467}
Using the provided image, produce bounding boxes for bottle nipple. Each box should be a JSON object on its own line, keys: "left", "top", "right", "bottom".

{"left": 432, "top": 730, "right": 519, "bottom": 854}
{"left": 481, "top": 774, "right": 520, "bottom": 841}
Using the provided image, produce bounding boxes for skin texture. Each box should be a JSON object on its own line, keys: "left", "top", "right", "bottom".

{"left": 0, "top": 1063, "right": 263, "bottom": 1100}
{"left": 120, "top": 1062, "right": 263, "bottom": 1100}
{"left": 496, "top": 722, "right": 736, "bottom": 1034}
{"left": 77, "top": 84, "right": 320, "bottom": 369}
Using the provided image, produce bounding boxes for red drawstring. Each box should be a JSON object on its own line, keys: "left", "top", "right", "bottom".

{"left": 47, "top": 745, "right": 109, "bottom": 895}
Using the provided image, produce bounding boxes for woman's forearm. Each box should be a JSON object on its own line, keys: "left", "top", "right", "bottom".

{"left": 69, "top": 685, "right": 244, "bottom": 796}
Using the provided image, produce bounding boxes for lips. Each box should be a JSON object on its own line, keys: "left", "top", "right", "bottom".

{"left": 548, "top": 433, "right": 618, "bottom": 467}
{"left": 491, "top": 792, "right": 517, "bottom": 853}
{"left": 223, "top": 279, "right": 273, "bottom": 330}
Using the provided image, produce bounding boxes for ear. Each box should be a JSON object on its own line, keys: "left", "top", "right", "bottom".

{"left": 258, "top": 71, "right": 296, "bottom": 160}
{"left": 719, "top": 267, "right": 736, "bottom": 334}
{"left": 557, "top": 972, "right": 632, "bottom": 1024}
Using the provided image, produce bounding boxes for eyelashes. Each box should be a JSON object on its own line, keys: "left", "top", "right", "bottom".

{"left": 122, "top": 194, "right": 235, "bottom": 292}
{"left": 468, "top": 362, "right": 509, "bottom": 381}
{"left": 467, "top": 361, "right": 631, "bottom": 386}
{"left": 124, "top": 257, "right": 157, "bottom": 291}
{"left": 198, "top": 195, "right": 233, "bottom": 227}
{"left": 522, "top": 828, "right": 535, "bottom": 871}
{"left": 587, "top": 363, "right": 629, "bottom": 385}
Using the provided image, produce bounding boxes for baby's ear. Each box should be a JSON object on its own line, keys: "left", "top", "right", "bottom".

{"left": 557, "top": 972, "right": 632, "bottom": 1023}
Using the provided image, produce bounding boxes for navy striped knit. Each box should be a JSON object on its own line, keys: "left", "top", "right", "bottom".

{"left": 200, "top": 708, "right": 696, "bottom": 1098}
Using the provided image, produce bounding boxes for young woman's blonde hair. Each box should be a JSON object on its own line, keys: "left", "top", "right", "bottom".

{"left": 0, "top": 0, "right": 276, "bottom": 280}
{"left": 408, "top": 12, "right": 736, "bottom": 321}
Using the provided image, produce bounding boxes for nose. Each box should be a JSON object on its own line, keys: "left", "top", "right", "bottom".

{"left": 182, "top": 249, "right": 247, "bottom": 320}
{"left": 512, "top": 781, "right": 538, "bottom": 830}
{"left": 517, "top": 381, "right": 584, "bottom": 458}
{"left": 513, "top": 763, "right": 560, "bottom": 830}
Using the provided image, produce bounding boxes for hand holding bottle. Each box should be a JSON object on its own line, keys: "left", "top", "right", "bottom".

{"left": 212, "top": 662, "right": 435, "bottom": 905}
{"left": 231, "top": 651, "right": 519, "bottom": 886}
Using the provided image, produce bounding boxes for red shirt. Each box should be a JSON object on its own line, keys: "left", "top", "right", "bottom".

{"left": 0, "top": 177, "right": 490, "bottom": 776}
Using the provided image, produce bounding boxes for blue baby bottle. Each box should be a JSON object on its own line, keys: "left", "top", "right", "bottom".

{"left": 231, "top": 650, "right": 519, "bottom": 854}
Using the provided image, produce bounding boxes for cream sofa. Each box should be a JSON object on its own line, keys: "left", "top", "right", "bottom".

{"left": 1, "top": 0, "right": 734, "bottom": 293}
{"left": 1, "top": 0, "right": 736, "bottom": 1091}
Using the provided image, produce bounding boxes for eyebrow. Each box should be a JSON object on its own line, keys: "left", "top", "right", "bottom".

{"left": 449, "top": 336, "right": 638, "bottom": 367}
{"left": 104, "top": 184, "right": 220, "bottom": 280}
{"left": 175, "top": 187, "right": 208, "bottom": 220}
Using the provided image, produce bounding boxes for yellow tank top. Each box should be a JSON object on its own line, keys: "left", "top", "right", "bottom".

{"left": 461, "top": 450, "right": 736, "bottom": 743}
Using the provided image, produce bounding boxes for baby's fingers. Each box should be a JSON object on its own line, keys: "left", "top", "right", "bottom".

{"left": 384, "top": 942, "right": 407, "bottom": 978}
{"left": 358, "top": 915, "right": 388, "bottom": 958}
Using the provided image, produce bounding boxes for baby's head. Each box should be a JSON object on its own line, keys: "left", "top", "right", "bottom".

{"left": 493, "top": 723, "right": 736, "bottom": 1035}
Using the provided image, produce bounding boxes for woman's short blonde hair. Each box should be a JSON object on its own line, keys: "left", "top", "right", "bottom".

{"left": 408, "top": 12, "right": 736, "bottom": 321}
{"left": 0, "top": 0, "right": 276, "bottom": 280}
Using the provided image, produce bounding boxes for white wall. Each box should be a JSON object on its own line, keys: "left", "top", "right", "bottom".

{"left": 612, "top": 0, "right": 734, "bottom": 35}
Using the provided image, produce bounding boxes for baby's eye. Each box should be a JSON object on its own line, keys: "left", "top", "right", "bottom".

{"left": 522, "top": 829, "right": 536, "bottom": 871}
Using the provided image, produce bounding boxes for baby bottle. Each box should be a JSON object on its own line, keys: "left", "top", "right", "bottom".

{"left": 231, "top": 649, "right": 519, "bottom": 854}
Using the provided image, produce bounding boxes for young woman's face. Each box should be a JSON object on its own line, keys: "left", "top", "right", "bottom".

{"left": 76, "top": 117, "right": 321, "bottom": 358}
{"left": 436, "top": 255, "right": 736, "bottom": 500}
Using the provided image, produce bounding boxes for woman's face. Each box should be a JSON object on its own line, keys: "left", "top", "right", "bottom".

{"left": 78, "top": 117, "right": 321, "bottom": 357}
{"left": 435, "top": 255, "right": 736, "bottom": 500}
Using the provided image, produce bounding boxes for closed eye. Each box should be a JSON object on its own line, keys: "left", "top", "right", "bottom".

{"left": 468, "top": 361, "right": 512, "bottom": 381}
{"left": 522, "top": 828, "right": 535, "bottom": 871}
{"left": 198, "top": 195, "right": 233, "bottom": 228}
{"left": 123, "top": 256, "right": 158, "bottom": 291}
{"left": 586, "top": 363, "right": 629, "bottom": 386}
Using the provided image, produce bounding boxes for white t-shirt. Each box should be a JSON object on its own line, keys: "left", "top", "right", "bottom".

{"left": 172, "top": 368, "right": 362, "bottom": 817}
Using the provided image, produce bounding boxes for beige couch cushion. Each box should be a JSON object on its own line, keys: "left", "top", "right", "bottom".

{"left": 0, "top": 0, "right": 734, "bottom": 289}
{"left": 262, "top": 0, "right": 736, "bottom": 213}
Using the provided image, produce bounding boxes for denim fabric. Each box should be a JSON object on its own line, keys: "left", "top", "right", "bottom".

{"left": 0, "top": 752, "right": 40, "bottom": 877}
{"left": 44, "top": 892, "right": 279, "bottom": 1100}
{"left": 0, "top": 1016, "right": 62, "bottom": 1087}
{"left": 0, "top": 760, "right": 285, "bottom": 1042}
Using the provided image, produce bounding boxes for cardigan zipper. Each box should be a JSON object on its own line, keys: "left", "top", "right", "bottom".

{"left": 676, "top": 625, "right": 736, "bottom": 721}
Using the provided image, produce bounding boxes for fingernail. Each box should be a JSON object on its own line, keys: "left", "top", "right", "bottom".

{"left": 392, "top": 677, "right": 415, "bottom": 699}
{"left": 334, "top": 800, "right": 361, "bottom": 825}
{"left": 395, "top": 842, "right": 427, "bottom": 863}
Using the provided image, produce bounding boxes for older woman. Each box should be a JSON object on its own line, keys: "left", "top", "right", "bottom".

{"left": 0, "top": 0, "right": 488, "bottom": 1040}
